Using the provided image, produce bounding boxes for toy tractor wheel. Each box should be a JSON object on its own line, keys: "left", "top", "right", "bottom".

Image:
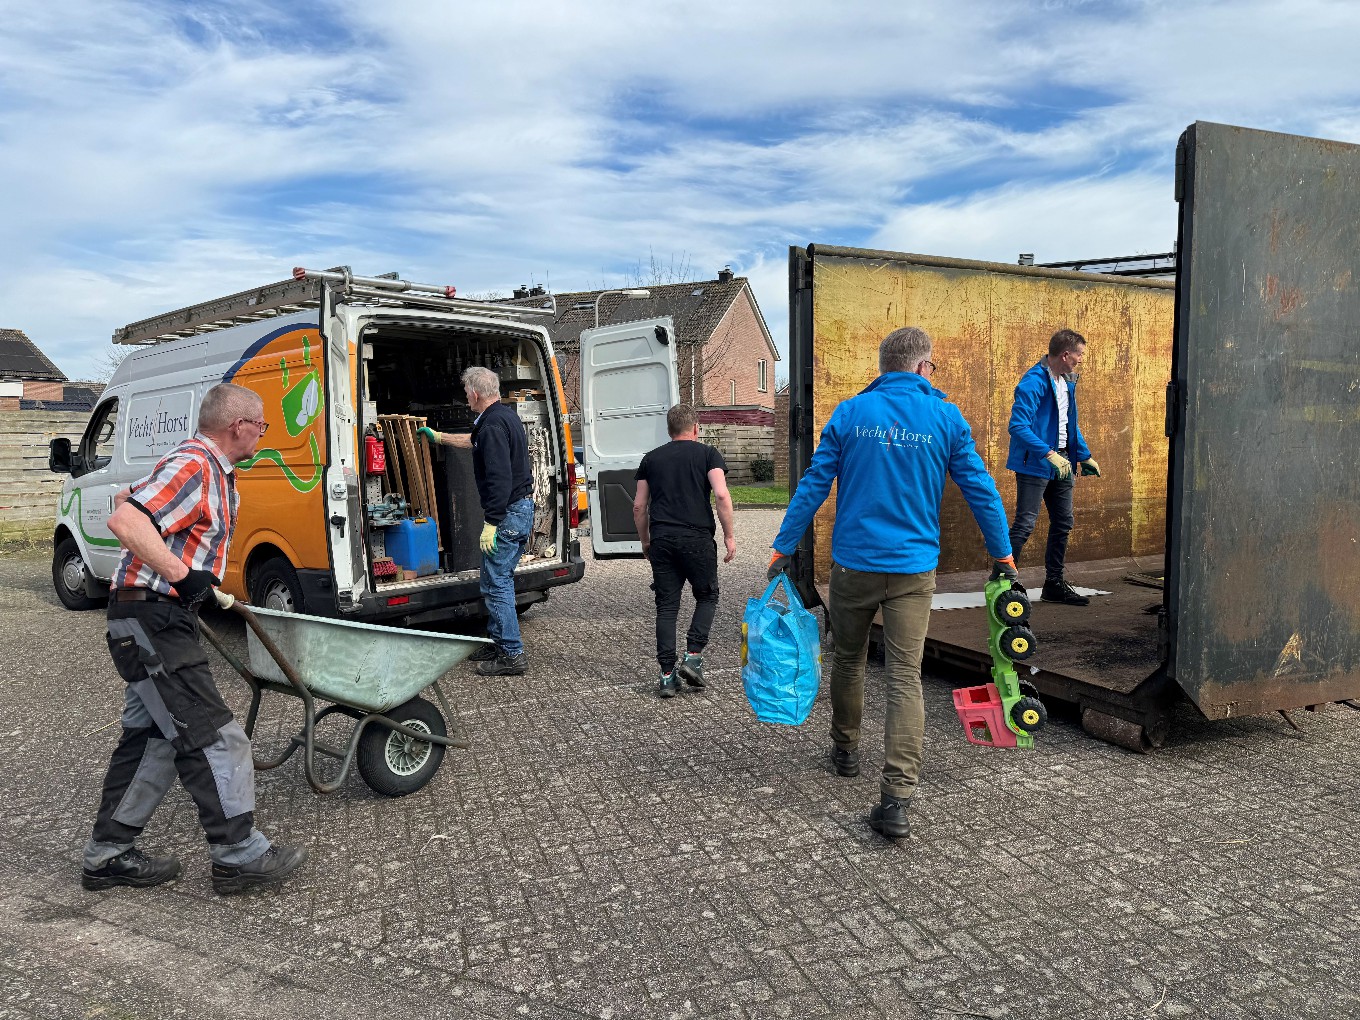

{"left": 1011, "top": 696, "right": 1048, "bottom": 733}
{"left": 993, "top": 588, "right": 1031, "bottom": 626}
{"left": 1000, "top": 626, "right": 1037, "bottom": 661}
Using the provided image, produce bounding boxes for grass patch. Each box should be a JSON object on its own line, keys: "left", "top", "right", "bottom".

{"left": 729, "top": 484, "right": 789, "bottom": 507}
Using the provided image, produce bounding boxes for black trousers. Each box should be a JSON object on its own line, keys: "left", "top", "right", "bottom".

{"left": 649, "top": 528, "right": 720, "bottom": 674}
{"left": 1009, "top": 471, "right": 1076, "bottom": 580}
{"left": 87, "top": 598, "right": 268, "bottom": 868}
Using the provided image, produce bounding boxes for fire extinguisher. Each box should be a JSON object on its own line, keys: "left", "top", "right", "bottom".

{"left": 364, "top": 428, "right": 386, "bottom": 475}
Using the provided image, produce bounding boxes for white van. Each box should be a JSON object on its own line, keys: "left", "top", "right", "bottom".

{"left": 50, "top": 268, "right": 676, "bottom": 624}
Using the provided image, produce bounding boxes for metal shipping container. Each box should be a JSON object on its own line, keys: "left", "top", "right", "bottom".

{"left": 785, "top": 121, "right": 1360, "bottom": 749}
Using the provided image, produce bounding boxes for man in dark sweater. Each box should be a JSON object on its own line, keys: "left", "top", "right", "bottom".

{"left": 632, "top": 404, "right": 737, "bottom": 698}
{"left": 420, "top": 366, "right": 534, "bottom": 675}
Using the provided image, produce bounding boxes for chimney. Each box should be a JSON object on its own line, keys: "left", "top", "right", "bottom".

{"left": 513, "top": 284, "right": 530, "bottom": 298}
{"left": 717, "top": 265, "right": 734, "bottom": 284}
{"left": 530, "top": 285, "right": 545, "bottom": 297}
{"left": 1017, "top": 254, "right": 1035, "bottom": 266}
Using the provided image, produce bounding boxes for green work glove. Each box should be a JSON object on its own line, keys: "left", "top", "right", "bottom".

{"left": 417, "top": 426, "right": 440, "bottom": 444}
{"left": 1044, "top": 451, "right": 1073, "bottom": 481}
{"left": 479, "top": 522, "right": 499, "bottom": 555}
{"left": 1080, "top": 457, "right": 1101, "bottom": 477}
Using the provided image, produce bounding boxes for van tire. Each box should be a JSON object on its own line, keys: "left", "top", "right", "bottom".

{"left": 53, "top": 535, "right": 105, "bottom": 611}
{"left": 356, "top": 697, "right": 447, "bottom": 797}
{"left": 251, "top": 556, "right": 305, "bottom": 614}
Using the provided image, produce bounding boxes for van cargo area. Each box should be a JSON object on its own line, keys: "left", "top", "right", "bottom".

{"left": 360, "top": 324, "right": 567, "bottom": 593}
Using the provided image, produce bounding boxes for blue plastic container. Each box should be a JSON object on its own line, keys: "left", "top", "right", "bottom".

{"left": 386, "top": 518, "right": 439, "bottom": 577}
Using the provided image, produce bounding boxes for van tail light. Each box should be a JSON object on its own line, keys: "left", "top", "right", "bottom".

{"left": 566, "top": 461, "right": 580, "bottom": 529}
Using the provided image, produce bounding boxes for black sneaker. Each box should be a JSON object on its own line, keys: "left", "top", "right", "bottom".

{"left": 868, "top": 794, "right": 911, "bottom": 840}
{"left": 476, "top": 652, "right": 527, "bottom": 676}
{"left": 830, "top": 745, "right": 860, "bottom": 778}
{"left": 676, "top": 653, "right": 707, "bottom": 688}
{"left": 467, "top": 643, "right": 499, "bottom": 662}
{"left": 1041, "top": 577, "right": 1090, "bottom": 606}
{"left": 211, "top": 844, "right": 307, "bottom": 896}
{"left": 658, "top": 670, "right": 681, "bottom": 699}
{"left": 82, "top": 847, "right": 182, "bottom": 891}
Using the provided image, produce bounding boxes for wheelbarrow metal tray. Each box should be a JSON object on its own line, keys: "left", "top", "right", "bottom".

{"left": 244, "top": 606, "right": 491, "bottom": 713}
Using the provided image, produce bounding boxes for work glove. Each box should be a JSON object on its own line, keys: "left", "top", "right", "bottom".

{"left": 417, "top": 426, "right": 440, "bottom": 444}
{"left": 175, "top": 568, "right": 220, "bottom": 613}
{"left": 479, "top": 522, "right": 499, "bottom": 555}
{"left": 1044, "top": 451, "right": 1073, "bottom": 481}
{"left": 989, "top": 555, "right": 1019, "bottom": 583}
{"left": 1080, "top": 457, "right": 1101, "bottom": 477}
{"left": 767, "top": 550, "right": 792, "bottom": 581}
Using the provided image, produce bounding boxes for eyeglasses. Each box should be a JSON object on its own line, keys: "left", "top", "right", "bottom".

{"left": 922, "top": 360, "right": 938, "bottom": 374}
{"left": 239, "top": 418, "right": 269, "bottom": 434}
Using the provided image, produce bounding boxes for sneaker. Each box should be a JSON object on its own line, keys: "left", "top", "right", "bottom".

{"left": 676, "top": 653, "right": 707, "bottom": 688}
{"left": 211, "top": 844, "right": 308, "bottom": 896}
{"left": 658, "top": 670, "right": 681, "bottom": 699}
{"left": 81, "top": 846, "right": 182, "bottom": 891}
{"left": 476, "top": 652, "right": 528, "bottom": 676}
{"left": 467, "top": 643, "right": 499, "bottom": 662}
{"left": 1041, "top": 577, "right": 1090, "bottom": 606}
{"left": 830, "top": 745, "right": 860, "bottom": 778}
{"left": 868, "top": 794, "right": 911, "bottom": 840}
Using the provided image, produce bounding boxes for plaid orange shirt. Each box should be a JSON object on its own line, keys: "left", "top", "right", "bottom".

{"left": 112, "top": 434, "right": 239, "bottom": 596}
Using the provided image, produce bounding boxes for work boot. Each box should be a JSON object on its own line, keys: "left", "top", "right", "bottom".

{"left": 868, "top": 793, "right": 911, "bottom": 840}
{"left": 211, "top": 844, "right": 308, "bottom": 896}
{"left": 1041, "top": 577, "right": 1090, "bottom": 606}
{"left": 477, "top": 652, "right": 528, "bottom": 676}
{"left": 658, "top": 670, "right": 681, "bottom": 699}
{"left": 467, "top": 643, "right": 499, "bottom": 662}
{"left": 830, "top": 744, "right": 860, "bottom": 778}
{"left": 677, "top": 653, "right": 707, "bottom": 689}
{"left": 82, "top": 846, "right": 182, "bottom": 891}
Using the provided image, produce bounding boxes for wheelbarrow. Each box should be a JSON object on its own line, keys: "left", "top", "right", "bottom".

{"left": 199, "top": 595, "right": 490, "bottom": 797}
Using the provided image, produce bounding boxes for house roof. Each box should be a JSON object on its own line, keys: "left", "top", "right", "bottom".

{"left": 502, "top": 276, "right": 779, "bottom": 359}
{"left": 0, "top": 329, "right": 66, "bottom": 382}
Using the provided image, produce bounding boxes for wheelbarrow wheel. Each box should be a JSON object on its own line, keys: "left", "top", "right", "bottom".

{"left": 356, "top": 696, "right": 446, "bottom": 797}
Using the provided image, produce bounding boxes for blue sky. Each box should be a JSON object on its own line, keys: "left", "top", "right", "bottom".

{"left": 3, "top": 0, "right": 1359, "bottom": 381}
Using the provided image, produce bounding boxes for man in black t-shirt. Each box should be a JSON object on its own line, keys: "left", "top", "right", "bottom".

{"left": 633, "top": 404, "right": 737, "bottom": 698}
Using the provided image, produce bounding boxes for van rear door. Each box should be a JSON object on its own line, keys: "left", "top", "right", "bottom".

{"left": 579, "top": 317, "right": 679, "bottom": 557}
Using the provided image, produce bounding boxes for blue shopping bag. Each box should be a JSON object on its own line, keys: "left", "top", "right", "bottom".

{"left": 741, "top": 574, "right": 822, "bottom": 725}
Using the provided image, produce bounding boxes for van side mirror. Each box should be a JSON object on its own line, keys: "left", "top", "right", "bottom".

{"left": 49, "top": 438, "right": 73, "bottom": 474}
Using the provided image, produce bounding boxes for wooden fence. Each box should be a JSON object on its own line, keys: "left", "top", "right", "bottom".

{"left": 703, "top": 423, "right": 774, "bottom": 486}
{"left": 1, "top": 411, "right": 90, "bottom": 545}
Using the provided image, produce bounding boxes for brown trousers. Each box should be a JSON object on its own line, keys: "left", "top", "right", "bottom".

{"left": 827, "top": 562, "right": 936, "bottom": 801}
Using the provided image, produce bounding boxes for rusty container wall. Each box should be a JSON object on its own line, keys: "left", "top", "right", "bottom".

{"left": 802, "top": 247, "right": 1174, "bottom": 586}
{"left": 1167, "top": 122, "right": 1360, "bottom": 719}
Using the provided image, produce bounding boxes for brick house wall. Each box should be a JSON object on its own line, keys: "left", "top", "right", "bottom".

{"left": 22, "top": 381, "right": 64, "bottom": 402}
{"left": 690, "top": 292, "right": 777, "bottom": 408}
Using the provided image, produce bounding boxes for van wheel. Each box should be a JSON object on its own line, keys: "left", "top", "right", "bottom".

{"left": 356, "top": 697, "right": 447, "bottom": 797}
{"left": 53, "top": 535, "right": 104, "bottom": 610}
{"left": 251, "top": 557, "right": 305, "bottom": 613}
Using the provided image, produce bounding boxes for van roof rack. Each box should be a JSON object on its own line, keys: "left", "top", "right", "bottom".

{"left": 112, "top": 267, "right": 553, "bottom": 345}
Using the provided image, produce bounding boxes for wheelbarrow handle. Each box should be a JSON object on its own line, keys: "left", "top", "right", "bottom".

{"left": 228, "top": 601, "right": 311, "bottom": 701}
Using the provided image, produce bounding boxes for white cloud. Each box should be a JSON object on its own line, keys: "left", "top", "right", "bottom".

{"left": 3, "top": 0, "right": 1360, "bottom": 381}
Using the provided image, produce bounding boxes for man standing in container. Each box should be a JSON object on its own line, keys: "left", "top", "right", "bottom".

{"left": 83, "top": 382, "right": 308, "bottom": 895}
{"left": 632, "top": 403, "right": 737, "bottom": 698}
{"left": 1005, "top": 328, "right": 1101, "bottom": 606}
{"left": 766, "top": 327, "right": 1015, "bottom": 841}
{"left": 420, "top": 366, "right": 534, "bottom": 675}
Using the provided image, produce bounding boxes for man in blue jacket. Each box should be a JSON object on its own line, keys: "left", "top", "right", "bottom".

{"left": 1005, "top": 329, "right": 1101, "bottom": 607}
{"left": 767, "top": 327, "right": 1015, "bottom": 841}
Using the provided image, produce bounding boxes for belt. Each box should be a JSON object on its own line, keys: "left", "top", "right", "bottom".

{"left": 112, "top": 588, "right": 171, "bottom": 603}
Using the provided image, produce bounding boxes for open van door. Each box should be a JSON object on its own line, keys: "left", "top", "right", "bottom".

{"left": 579, "top": 317, "right": 680, "bottom": 557}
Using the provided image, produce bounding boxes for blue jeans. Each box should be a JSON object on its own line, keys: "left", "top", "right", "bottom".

{"left": 1009, "top": 472, "right": 1075, "bottom": 580}
{"left": 480, "top": 497, "right": 534, "bottom": 657}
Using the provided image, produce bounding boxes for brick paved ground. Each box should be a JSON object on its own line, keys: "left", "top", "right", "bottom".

{"left": 2, "top": 510, "right": 1358, "bottom": 1019}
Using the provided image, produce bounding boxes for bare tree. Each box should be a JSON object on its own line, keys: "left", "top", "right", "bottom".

{"left": 625, "top": 249, "right": 694, "bottom": 288}
{"left": 93, "top": 345, "right": 133, "bottom": 383}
